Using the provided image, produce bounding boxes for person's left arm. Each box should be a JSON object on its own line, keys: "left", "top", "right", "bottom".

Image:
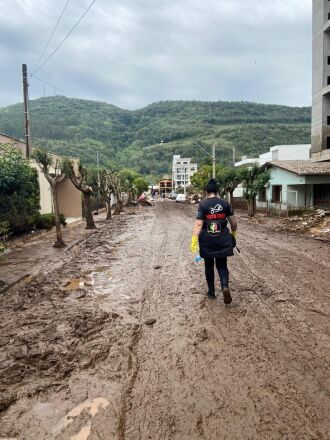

{"left": 227, "top": 203, "right": 237, "bottom": 237}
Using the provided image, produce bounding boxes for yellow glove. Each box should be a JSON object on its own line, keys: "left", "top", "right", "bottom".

{"left": 231, "top": 230, "right": 237, "bottom": 238}
{"left": 190, "top": 235, "right": 199, "bottom": 254}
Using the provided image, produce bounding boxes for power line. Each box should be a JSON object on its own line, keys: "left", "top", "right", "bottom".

{"left": 33, "top": 0, "right": 72, "bottom": 72}
{"left": 32, "top": 0, "right": 96, "bottom": 75}
{"left": 30, "top": 73, "right": 70, "bottom": 96}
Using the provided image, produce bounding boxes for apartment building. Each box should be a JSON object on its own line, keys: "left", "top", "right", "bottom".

{"left": 312, "top": 0, "right": 330, "bottom": 161}
{"left": 172, "top": 155, "right": 197, "bottom": 191}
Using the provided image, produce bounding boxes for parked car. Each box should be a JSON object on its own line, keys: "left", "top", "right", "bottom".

{"left": 168, "top": 191, "right": 178, "bottom": 200}
{"left": 176, "top": 194, "right": 186, "bottom": 203}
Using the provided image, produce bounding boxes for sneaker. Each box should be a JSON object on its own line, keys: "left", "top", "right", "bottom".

{"left": 222, "top": 287, "right": 232, "bottom": 304}
{"left": 207, "top": 291, "right": 216, "bottom": 299}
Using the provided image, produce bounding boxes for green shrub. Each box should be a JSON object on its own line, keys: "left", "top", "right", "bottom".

{"left": 35, "top": 213, "right": 67, "bottom": 230}
{"left": 0, "top": 145, "right": 40, "bottom": 233}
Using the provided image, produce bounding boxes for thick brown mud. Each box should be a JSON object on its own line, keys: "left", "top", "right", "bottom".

{"left": 0, "top": 201, "right": 329, "bottom": 439}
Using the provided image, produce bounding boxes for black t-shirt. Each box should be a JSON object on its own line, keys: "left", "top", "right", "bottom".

{"left": 196, "top": 197, "right": 234, "bottom": 236}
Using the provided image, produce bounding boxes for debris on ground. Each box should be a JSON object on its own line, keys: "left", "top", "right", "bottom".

{"left": 279, "top": 209, "right": 330, "bottom": 238}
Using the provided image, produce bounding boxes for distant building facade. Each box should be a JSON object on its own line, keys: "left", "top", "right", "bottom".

{"left": 235, "top": 144, "right": 311, "bottom": 168}
{"left": 312, "top": 0, "right": 330, "bottom": 162}
{"left": 159, "top": 179, "right": 172, "bottom": 195}
{"left": 172, "top": 155, "right": 197, "bottom": 191}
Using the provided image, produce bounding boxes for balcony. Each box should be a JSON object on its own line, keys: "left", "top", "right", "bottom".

{"left": 324, "top": 19, "right": 330, "bottom": 33}
{"left": 322, "top": 84, "right": 330, "bottom": 96}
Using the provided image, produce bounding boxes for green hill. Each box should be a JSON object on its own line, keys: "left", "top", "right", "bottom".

{"left": 0, "top": 96, "right": 311, "bottom": 177}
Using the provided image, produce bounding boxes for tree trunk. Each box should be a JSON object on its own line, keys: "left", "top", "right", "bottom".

{"left": 51, "top": 184, "right": 66, "bottom": 248}
{"left": 126, "top": 191, "right": 132, "bottom": 207}
{"left": 229, "top": 190, "right": 234, "bottom": 207}
{"left": 83, "top": 192, "right": 97, "bottom": 229}
{"left": 106, "top": 199, "right": 112, "bottom": 220}
{"left": 247, "top": 197, "right": 256, "bottom": 217}
{"left": 114, "top": 191, "right": 123, "bottom": 215}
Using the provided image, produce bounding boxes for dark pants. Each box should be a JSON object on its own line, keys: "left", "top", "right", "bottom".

{"left": 204, "top": 257, "right": 229, "bottom": 293}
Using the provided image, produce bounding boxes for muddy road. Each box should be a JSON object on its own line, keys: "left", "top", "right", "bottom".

{"left": 0, "top": 200, "right": 329, "bottom": 440}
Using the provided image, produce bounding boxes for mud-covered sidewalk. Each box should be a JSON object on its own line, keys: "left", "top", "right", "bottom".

{"left": 0, "top": 201, "right": 329, "bottom": 440}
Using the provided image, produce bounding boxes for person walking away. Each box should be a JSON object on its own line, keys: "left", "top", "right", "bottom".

{"left": 190, "top": 179, "right": 237, "bottom": 303}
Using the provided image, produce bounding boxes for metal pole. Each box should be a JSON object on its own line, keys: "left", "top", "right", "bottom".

{"left": 96, "top": 150, "right": 100, "bottom": 214}
{"left": 22, "top": 64, "right": 31, "bottom": 158}
{"left": 212, "top": 143, "right": 216, "bottom": 178}
{"left": 233, "top": 145, "right": 236, "bottom": 167}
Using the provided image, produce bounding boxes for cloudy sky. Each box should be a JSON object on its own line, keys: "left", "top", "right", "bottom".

{"left": 0, "top": 0, "right": 312, "bottom": 109}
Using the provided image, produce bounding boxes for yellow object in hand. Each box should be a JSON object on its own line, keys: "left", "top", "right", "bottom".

{"left": 231, "top": 230, "right": 237, "bottom": 238}
{"left": 190, "top": 235, "right": 199, "bottom": 254}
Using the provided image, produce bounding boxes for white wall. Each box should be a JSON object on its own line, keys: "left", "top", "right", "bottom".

{"left": 270, "top": 145, "right": 311, "bottom": 160}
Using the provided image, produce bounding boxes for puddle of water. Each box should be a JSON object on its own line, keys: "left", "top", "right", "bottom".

{"left": 52, "top": 397, "right": 109, "bottom": 437}
{"left": 90, "top": 271, "right": 112, "bottom": 293}
{"left": 70, "top": 421, "right": 92, "bottom": 440}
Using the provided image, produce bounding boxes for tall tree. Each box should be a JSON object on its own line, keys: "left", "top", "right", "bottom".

{"left": 133, "top": 177, "right": 149, "bottom": 196}
{"left": 33, "top": 147, "right": 66, "bottom": 247}
{"left": 217, "top": 167, "right": 243, "bottom": 202}
{"left": 241, "top": 163, "right": 270, "bottom": 217}
{"left": 119, "top": 168, "right": 139, "bottom": 206}
{"left": 62, "top": 159, "right": 97, "bottom": 229}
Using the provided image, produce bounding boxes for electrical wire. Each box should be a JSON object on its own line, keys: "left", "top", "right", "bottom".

{"left": 32, "top": 0, "right": 96, "bottom": 75}
{"left": 33, "top": 0, "right": 72, "bottom": 72}
{"left": 30, "top": 73, "right": 70, "bottom": 96}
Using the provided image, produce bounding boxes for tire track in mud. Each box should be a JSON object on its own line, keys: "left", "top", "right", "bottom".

{"left": 119, "top": 202, "right": 329, "bottom": 440}
{"left": 117, "top": 202, "right": 171, "bottom": 439}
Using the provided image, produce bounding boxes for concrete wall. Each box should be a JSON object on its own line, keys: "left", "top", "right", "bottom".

{"left": 57, "top": 179, "right": 82, "bottom": 217}
{"left": 30, "top": 161, "right": 53, "bottom": 214}
{"left": 270, "top": 145, "right": 311, "bottom": 160}
{"left": 312, "top": 0, "right": 330, "bottom": 160}
{"left": 0, "top": 134, "right": 82, "bottom": 216}
{"left": 0, "top": 134, "right": 26, "bottom": 156}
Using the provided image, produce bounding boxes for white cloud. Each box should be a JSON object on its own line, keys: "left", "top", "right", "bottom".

{"left": 0, "top": 0, "right": 312, "bottom": 108}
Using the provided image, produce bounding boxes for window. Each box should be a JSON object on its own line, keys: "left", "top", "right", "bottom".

{"left": 327, "top": 137, "right": 330, "bottom": 149}
{"left": 328, "top": 116, "right": 330, "bottom": 126}
{"left": 314, "top": 184, "right": 330, "bottom": 207}
{"left": 328, "top": 12, "right": 330, "bottom": 20}
{"left": 327, "top": 76, "right": 330, "bottom": 86}
{"left": 272, "top": 185, "right": 282, "bottom": 203}
{"left": 328, "top": 56, "right": 330, "bottom": 65}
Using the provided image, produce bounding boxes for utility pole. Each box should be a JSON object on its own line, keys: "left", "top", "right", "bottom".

{"left": 212, "top": 143, "right": 216, "bottom": 178}
{"left": 233, "top": 145, "right": 236, "bottom": 167}
{"left": 96, "top": 150, "right": 100, "bottom": 214}
{"left": 22, "top": 64, "right": 31, "bottom": 158}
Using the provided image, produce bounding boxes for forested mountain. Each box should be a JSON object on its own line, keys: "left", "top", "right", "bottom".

{"left": 0, "top": 96, "right": 311, "bottom": 177}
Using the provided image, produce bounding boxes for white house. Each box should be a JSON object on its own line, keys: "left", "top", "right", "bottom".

{"left": 258, "top": 161, "right": 330, "bottom": 211}
{"left": 234, "top": 144, "right": 313, "bottom": 199}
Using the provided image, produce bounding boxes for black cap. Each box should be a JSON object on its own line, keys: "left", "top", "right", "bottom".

{"left": 205, "top": 178, "right": 218, "bottom": 193}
